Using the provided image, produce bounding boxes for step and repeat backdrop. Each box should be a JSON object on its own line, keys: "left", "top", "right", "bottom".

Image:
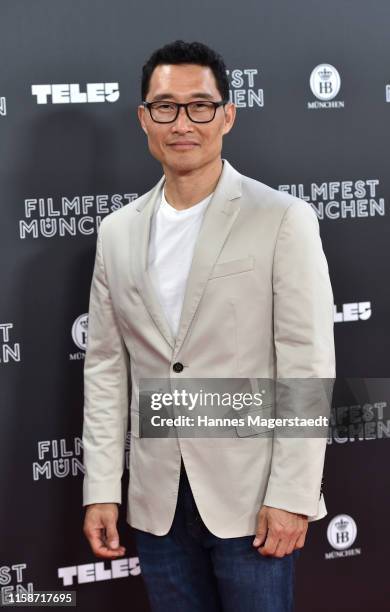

{"left": 1, "top": 1, "right": 389, "bottom": 610}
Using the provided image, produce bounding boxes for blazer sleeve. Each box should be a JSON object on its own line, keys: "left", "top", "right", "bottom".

{"left": 262, "top": 200, "right": 336, "bottom": 517}
{"left": 82, "top": 219, "right": 130, "bottom": 507}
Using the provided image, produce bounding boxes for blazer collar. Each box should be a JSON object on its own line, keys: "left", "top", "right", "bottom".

{"left": 134, "top": 158, "right": 242, "bottom": 214}
{"left": 129, "top": 158, "right": 242, "bottom": 353}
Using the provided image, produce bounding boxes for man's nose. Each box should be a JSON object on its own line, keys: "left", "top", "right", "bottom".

{"left": 172, "top": 106, "right": 193, "bottom": 131}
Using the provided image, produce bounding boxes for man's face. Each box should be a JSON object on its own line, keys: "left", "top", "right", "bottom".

{"left": 138, "top": 63, "right": 236, "bottom": 173}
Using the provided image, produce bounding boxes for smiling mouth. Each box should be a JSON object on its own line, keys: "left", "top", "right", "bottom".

{"left": 168, "top": 142, "right": 199, "bottom": 149}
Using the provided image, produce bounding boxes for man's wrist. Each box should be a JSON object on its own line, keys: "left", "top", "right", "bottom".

{"left": 85, "top": 502, "right": 119, "bottom": 508}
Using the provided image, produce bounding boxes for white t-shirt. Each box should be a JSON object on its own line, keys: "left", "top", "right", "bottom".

{"left": 148, "top": 186, "right": 214, "bottom": 337}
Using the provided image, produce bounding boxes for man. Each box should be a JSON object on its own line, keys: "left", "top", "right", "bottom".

{"left": 82, "top": 40, "right": 335, "bottom": 611}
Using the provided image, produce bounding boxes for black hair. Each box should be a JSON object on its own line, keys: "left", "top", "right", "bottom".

{"left": 141, "top": 40, "right": 229, "bottom": 102}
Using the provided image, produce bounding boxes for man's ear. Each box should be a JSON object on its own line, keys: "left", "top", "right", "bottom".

{"left": 222, "top": 102, "right": 236, "bottom": 136}
{"left": 137, "top": 105, "right": 148, "bottom": 135}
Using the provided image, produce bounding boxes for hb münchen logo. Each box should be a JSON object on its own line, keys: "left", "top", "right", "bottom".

{"left": 71, "top": 314, "right": 88, "bottom": 351}
{"left": 327, "top": 514, "right": 357, "bottom": 550}
{"left": 310, "top": 63, "right": 341, "bottom": 101}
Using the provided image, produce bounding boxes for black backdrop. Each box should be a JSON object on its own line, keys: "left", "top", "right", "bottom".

{"left": 1, "top": 1, "right": 389, "bottom": 610}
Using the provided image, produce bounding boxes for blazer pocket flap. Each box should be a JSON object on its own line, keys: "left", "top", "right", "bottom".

{"left": 209, "top": 255, "right": 254, "bottom": 279}
{"left": 235, "top": 404, "right": 273, "bottom": 437}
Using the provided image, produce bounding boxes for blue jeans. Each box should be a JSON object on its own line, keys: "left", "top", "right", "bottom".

{"left": 133, "top": 459, "right": 299, "bottom": 612}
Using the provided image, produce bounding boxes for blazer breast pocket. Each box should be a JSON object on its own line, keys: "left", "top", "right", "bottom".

{"left": 209, "top": 255, "right": 254, "bottom": 280}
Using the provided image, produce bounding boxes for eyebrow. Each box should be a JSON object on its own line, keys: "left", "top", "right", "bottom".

{"left": 149, "top": 92, "right": 215, "bottom": 101}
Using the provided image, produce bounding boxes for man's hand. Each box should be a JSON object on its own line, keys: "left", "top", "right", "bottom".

{"left": 252, "top": 505, "right": 308, "bottom": 557}
{"left": 83, "top": 503, "right": 126, "bottom": 559}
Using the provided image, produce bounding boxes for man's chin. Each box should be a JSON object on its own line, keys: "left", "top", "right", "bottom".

{"left": 164, "top": 153, "right": 201, "bottom": 173}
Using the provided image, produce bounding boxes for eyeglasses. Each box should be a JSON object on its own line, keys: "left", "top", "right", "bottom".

{"left": 142, "top": 100, "right": 227, "bottom": 123}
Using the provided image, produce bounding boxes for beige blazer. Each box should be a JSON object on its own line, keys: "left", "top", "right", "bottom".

{"left": 82, "top": 158, "right": 336, "bottom": 537}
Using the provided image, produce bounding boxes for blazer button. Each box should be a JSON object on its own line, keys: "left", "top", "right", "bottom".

{"left": 173, "top": 362, "right": 184, "bottom": 373}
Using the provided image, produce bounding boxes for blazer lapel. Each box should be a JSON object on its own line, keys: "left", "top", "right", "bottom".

{"left": 129, "top": 176, "right": 176, "bottom": 349}
{"left": 129, "top": 159, "right": 242, "bottom": 356}
{"left": 173, "top": 159, "right": 242, "bottom": 358}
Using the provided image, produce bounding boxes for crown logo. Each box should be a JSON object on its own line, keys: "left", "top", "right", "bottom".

{"left": 80, "top": 319, "right": 88, "bottom": 330}
{"left": 319, "top": 67, "right": 332, "bottom": 81}
{"left": 335, "top": 518, "right": 349, "bottom": 531}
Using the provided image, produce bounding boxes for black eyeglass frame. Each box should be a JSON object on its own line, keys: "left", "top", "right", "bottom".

{"left": 141, "top": 99, "right": 228, "bottom": 123}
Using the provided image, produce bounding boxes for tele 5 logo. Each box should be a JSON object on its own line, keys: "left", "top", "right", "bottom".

{"left": 31, "top": 83, "right": 119, "bottom": 104}
{"left": 334, "top": 302, "right": 371, "bottom": 323}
